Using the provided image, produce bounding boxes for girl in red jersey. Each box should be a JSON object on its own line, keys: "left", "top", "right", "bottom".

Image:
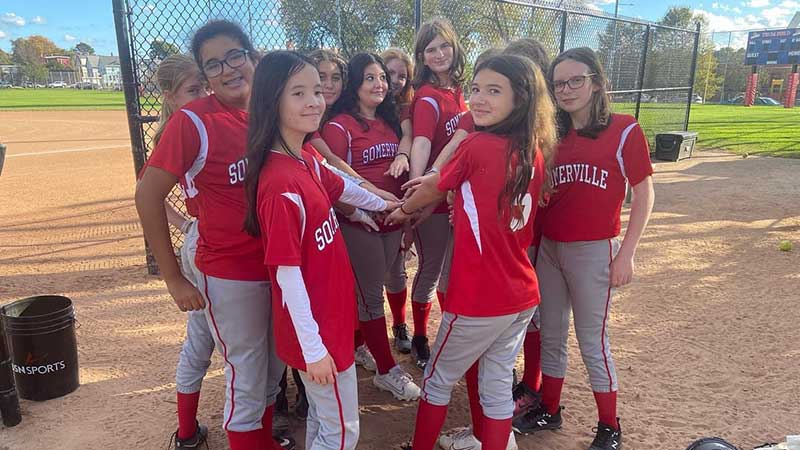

{"left": 321, "top": 53, "right": 421, "bottom": 402}
{"left": 136, "top": 21, "right": 294, "bottom": 450}
{"left": 380, "top": 47, "right": 415, "bottom": 354}
{"left": 243, "top": 50, "right": 396, "bottom": 450}
{"left": 386, "top": 54, "right": 558, "bottom": 450}
{"left": 406, "top": 17, "right": 468, "bottom": 369}
{"left": 151, "top": 54, "right": 214, "bottom": 450}
{"left": 512, "top": 47, "right": 655, "bottom": 450}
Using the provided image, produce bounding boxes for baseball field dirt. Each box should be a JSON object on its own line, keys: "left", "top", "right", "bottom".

{"left": 0, "top": 110, "right": 798, "bottom": 449}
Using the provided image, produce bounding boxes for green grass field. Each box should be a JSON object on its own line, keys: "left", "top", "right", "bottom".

{"left": 2, "top": 89, "right": 798, "bottom": 158}
{"left": 0, "top": 88, "right": 126, "bottom": 110}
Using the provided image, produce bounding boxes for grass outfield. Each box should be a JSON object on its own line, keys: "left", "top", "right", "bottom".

{"left": 0, "top": 88, "right": 127, "bottom": 110}
{"left": 688, "top": 104, "right": 800, "bottom": 158}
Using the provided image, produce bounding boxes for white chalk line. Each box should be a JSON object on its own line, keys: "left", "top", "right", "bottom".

{"left": 7, "top": 145, "right": 131, "bottom": 158}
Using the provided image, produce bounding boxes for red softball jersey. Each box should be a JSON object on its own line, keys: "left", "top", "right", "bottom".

{"left": 438, "top": 132, "right": 544, "bottom": 317}
{"left": 321, "top": 113, "right": 402, "bottom": 232}
{"left": 411, "top": 83, "right": 467, "bottom": 212}
{"left": 146, "top": 94, "right": 266, "bottom": 281}
{"left": 541, "top": 114, "right": 653, "bottom": 242}
{"left": 258, "top": 146, "right": 357, "bottom": 372}
{"left": 457, "top": 111, "right": 475, "bottom": 133}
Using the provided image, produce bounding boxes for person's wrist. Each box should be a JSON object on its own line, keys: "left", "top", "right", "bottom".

{"left": 395, "top": 153, "right": 409, "bottom": 162}
{"left": 399, "top": 203, "right": 414, "bottom": 215}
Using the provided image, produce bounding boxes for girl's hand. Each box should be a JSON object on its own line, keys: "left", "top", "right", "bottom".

{"left": 385, "top": 154, "right": 410, "bottom": 178}
{"left": 610, "top": 249, "right": 634, "bottom": 287}
{"left": 165, "top": 275, "right": 205, "bottom": 312}
{"left": 372, "top": 187, "right": 400, "bottom": 203}
{"left": 411, "top": 203, "right": 437, "bottom": 228}
{"left": 401, "top": 224, "right": 414, "bottom": 251}
{"left": 307, "top": 353, "right": 337, "bottom": 385}
{"left": 385, "top": 206, "right": 413, "bottom": 227}
{"left": 383, "top": 200, "right": 401, "bottom": 212}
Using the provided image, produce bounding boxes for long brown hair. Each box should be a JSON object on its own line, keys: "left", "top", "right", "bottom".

{"left": 380, "top": 47, "right": 414, "bottom": 106}
{"left": 153, "top": 54, "right": 201, "bottom": 146}
{"left": 548, "top": 47, "right": 611, "bottom": 139}
{"left": 411, "top": 18, "right": 466, "bottom": 89}
{"left": 308, "top": 48, "right": 348, "bottom": 122}
{"left": 473, "top": 55, "right": 557, "bottom": 209}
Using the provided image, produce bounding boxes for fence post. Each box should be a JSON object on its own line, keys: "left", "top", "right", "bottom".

{"left": 559, "top": 10, "right": 568, "bottom": 53}
{"left": 634, "top": 24, "right": 651, "bottom": 121}
{"left": 113, "top": 0, "right": 159, "bottom": 274}
{"left": 684, "top": 22, "right": 701, "bottom": 131}
{"left": 414, "top": 0, "right": 422, "bottom": 33}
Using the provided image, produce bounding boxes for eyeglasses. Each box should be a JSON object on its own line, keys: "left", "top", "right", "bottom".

{"left": 202, "top": 49, "right": 249, "bottom": 78}
{"left": 553, "top": 73, "right": 596, "bottom": 92}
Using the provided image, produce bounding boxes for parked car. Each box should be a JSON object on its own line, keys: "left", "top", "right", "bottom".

{"left": 722, "top": 95, "right": 781, "bottom": 105}
{"left": 0, "top": 81, "right": 11, "bottom": 89}
{"left": 47, "top": 81, "right": 67, "bottom": 88}
{"left": 693, "top": 94, "right": 704, "bottom": 104}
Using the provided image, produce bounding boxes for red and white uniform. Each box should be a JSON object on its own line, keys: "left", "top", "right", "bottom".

{"left": 411, "top": 84, "right": 468, "bottom": 174}
{"left": 456, "top": 111, "right": 475, "bottom": 134}
{"left": 322, "top": 113, "right": 402, "bottom": 231}
{"left": 148, "top": 94, "right": 266, "bottom": 281}
{"left": 257, "top": 147, "right": 357, "bottom": 373}
{"left": 438, "top": 132, "right": 545, "bottom": 316}
{"left": 540, "top": 113, "right": 653, "bottom": 241}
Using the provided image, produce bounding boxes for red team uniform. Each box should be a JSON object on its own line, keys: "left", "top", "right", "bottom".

{"left": 257, "top": 147, "right": 357, "bottom": 372}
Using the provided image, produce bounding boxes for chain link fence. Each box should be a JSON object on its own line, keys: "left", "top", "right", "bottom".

{"left": 113, "top": 0, "right": 698, "bottom": 274}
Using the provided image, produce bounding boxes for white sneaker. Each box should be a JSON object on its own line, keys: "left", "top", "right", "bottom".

{"left": 437, "top": 427, "right": 518, "bottom": 450}
{"left": 354, "top": 344, "right": 377, "bottom": 372}
{"left": 373, "top": 365, "right": 421, "bottom": 401}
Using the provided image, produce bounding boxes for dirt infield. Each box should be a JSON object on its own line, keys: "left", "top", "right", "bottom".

{"left": 0, "top": 110, "right": 798, "bottom": 449}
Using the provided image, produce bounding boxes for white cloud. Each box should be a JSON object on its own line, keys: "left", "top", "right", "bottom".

{"left": 64, "top": 34, "right": 76, "bottom": 42}
{"left": 31, "top": 15, "right": 46, "bottom": 24}
{"left": 694, "top": 8, "right": 767, "bottom": 31}
{"left": 746, "top": 0, "right": 770, "bottom": 6}
{"left": 760, "top": 6, "right": 792, "bottom": 26}
{"left": 712, "top": 2, "right": 743, "bottom": 12}
{"left": 779, "top": 0, "right": 800, "bottom": 7}
{"left": 0, "top": 30, "right": 6, "bottom": 39}
{"left": 1, "top": 12, "right": 26, "bottom": 26}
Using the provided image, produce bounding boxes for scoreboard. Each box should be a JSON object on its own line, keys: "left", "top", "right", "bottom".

{"left": 745, "top": 28, "right": 800, "bottom": 66}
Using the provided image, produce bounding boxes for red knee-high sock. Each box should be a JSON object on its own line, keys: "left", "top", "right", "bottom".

{"left": 481, "top": 416, "right": 512, "bottom": 450}
{"left": 465, "top": 362, "right": 483, "bottom": 441}
{"left": 521, "top": 330, "right": 542, "bottom": 391}
{"left": 227, "top": 429, "right": 269, "bottom": 450}
{"left": 354, "top": 328, "right": 365, "bottom": 349}
{"left": 176, "top": 391, "right": 200, "bottom": 439}
{"left": 541, "top": 374, "right": 564, "bottom": 415}
{"left": 386, "top": 289, "right": 408, "bottom": 326}
{"left": 412, "top": 399, "right": 448, "bottom": 450}
{"left": 412, "top": 301, "right": 432, "bottom": 337}
{"left": 435, "top": 290, "right": 445, "bottom": 311}
{"left": 261, "top": 404, "right": 274, "bottom": 433}
{"left": 359, "top": 317, "right": 396, "bottom": 374}
{"left": 593, "top": 391, "right": 618, "bottom": 429}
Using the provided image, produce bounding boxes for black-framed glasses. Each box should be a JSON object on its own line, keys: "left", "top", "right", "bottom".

{"left": 553, "top": 73, "right": 596, "bottom": 92}
{"left": 202, "top": 49, "right": 249, "bottom": 78}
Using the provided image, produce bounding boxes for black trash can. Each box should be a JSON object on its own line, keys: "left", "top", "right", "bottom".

{"left": 1, "top": 295, "right": 79, "bottom": 401}
{"left": 655, "top": 131, "right": 698, "bottom": 162}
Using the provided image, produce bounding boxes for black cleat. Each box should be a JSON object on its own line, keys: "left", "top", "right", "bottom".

{"left": 512, "top": 404, "right": 563, "bottom": 435}
{"left": 393, "top": 324, "right": 413, "bottom": 354}
{"left": 410, "top": 335, "right": 430, "bottom": 369}
{"left": 512, "top": 381, "right": 542, "bottom": 418}
{"left": 172, "top": 422, "right": 208, "bottom": 449}
{"left": 275, "top": 435, "right": 297, "bottom": 449}
{"left": 588, "top": 419, "right": 622, "bottom": 450}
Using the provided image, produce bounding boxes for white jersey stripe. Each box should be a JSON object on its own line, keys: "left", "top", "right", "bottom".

{"left": 281, "top": 192, "right": 307, "bottom": 241}
{"left": 615, "top": 122, "right": 638, "bottom": 182}
{"left": 328, "top": 121, "right": 352, "bottom": 166}
{"left": 421, "top": 97, "right": 440, "bottom": 123}
{"left": 180, "top": 109, "right": 209, "bottom": 198}
{"left": 460, "top": 180, "right": 482, "bottom": 254}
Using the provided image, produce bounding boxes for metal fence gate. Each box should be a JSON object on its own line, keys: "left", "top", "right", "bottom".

{"left": 113, "top": 0, "right": 699, "bottom": 274}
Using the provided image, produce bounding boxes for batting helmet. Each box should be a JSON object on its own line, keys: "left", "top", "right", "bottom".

{"left": 685, "top": 437, "right": 740, "bottom": 450}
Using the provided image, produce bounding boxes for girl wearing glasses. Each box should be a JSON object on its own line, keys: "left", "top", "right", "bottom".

{"left": 321, "top": 53, "right": 421, "bottom": 402}
{"left": 136, "top": 20, "right": 293, "bottom": 450}
{"left": 512, "top": 47, "right": 654, "bottom": 450}
{"left": 405, "top": 17, "right": 468, "bottom": 370}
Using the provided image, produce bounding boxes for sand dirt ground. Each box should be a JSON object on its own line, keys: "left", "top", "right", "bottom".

{"left": 0, "top": 111, "right": 798, "bottom": 450}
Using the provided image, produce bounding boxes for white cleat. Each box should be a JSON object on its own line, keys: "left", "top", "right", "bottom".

{"left": 373, "top": 365, "right": 421, "bottom": 401}
{"left": 437, "top": 427, "right": 518, "bottom": 450}
{"left": 354, "top": 344, "right": 377, "bottom": 372}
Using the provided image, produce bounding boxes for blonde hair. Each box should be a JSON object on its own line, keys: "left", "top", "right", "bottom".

{"left": 412, "top": 18, "right": 466, "bottom": 89}
{"left": 153, "top": 54, "right": 201, "bottom": 146}
{"left": 380, "top": 47, "right": 415, "bottom": 106}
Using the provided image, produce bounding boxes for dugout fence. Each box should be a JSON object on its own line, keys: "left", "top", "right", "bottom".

{"left": 112, "top": 0, "right": 699, "bottom": 274}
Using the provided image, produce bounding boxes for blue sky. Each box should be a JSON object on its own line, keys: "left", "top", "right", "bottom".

{"left": 1, "top": 0, "right": 798, "bottom": 56}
